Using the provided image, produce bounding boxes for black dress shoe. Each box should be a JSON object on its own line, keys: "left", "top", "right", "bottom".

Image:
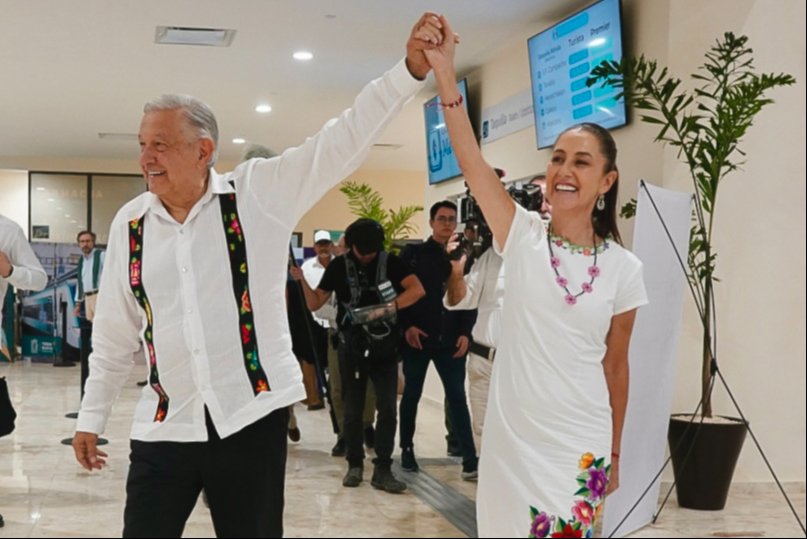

{"left": 0, "top": 514, "right": 5, "bottom": 528}
{"left": 288, "top": 428, "right": 301, "bottom": 443}
{"left": 447, "top": 444, "right": 463, "bottom": 458}
{"left": 136, "top": 380, "right": 148, "bottom": 387}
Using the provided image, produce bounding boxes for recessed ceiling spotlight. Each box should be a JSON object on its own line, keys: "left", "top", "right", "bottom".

{"left": 255, "top": 104, "right": 272, "bottom": 113}
{"left": 232, "top": 138, "right": 247, "bottom": 144}
{"left": 293, "top": 51, "right": 314, "bottom": 61}
{"left": 47, "top": 198, "right": 55, "bottom": 202}
{"left": 37, "top": 187, "right": 46, "bottom": 191}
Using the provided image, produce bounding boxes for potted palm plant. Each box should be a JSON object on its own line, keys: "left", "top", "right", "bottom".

{"left": 588, "top": 33, "right": 795, "bottom": 511}
{"left": 340, "top": 181, "right": 423, "bottom": 253}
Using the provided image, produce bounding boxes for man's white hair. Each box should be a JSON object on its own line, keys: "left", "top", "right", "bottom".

{"left": 144, "top": 95, "right": 219, "bottom": 168}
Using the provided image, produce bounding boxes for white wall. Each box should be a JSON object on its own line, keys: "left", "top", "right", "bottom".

{"left": 0, "top": 170, "right": 29, "bottom": 236}
{"left": 662, "top": 0, "right": 807, "bottom": 484}
{"left": 421, "top": 0, "right": 806, "bottom": 483}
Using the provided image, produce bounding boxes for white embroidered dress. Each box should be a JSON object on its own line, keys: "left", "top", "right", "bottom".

{"left": 477, "top": 205, "right": 648, "bottom": 538}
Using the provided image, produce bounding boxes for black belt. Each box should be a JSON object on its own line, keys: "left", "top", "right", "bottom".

{"left": 468, "top": 340, "right": 496, "bottom": 362}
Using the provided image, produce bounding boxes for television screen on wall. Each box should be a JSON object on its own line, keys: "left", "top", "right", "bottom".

{"left": 424, "top": 78, "right": 469, "bottom": 185}
{"left": 528, "top": 0, "right": 627, "bottom": 149}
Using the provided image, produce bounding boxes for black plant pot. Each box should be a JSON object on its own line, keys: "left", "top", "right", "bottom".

{"left": 668, "top": 415, "right": 748, "bottom": 511}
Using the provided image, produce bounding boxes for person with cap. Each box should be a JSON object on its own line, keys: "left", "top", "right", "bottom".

{"left": 291, "top": 230, "right": 336, "bottom": 411}
{"left": 292, "top": 218, "right": 425, "bottom": 493}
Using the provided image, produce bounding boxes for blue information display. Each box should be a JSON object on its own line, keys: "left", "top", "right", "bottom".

{"left": 528, "top": 0, "right": 626, "bottom": 149}
{"left": 424, "top": 79, "right": 469, "bottom": 185}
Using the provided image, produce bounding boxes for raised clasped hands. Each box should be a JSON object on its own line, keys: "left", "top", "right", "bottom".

{"left": 406, "top": 13, "right": 461, "bottom": 80}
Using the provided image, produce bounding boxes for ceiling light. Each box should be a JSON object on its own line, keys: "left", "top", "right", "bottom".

{"left": 255, "top": 104, "right": 272, "bottom": 114}
{"left": 293, "top": 51, "right": 314, "bottom": 61}
{"left": 65, "top": 215, "right": 70, "bottom": 218}
{"left": 155, "top": 26, "right": 237, "bottom": 47}
{"left": 232, "top": 138, "right": 246, "bottom": 144}
{"left": 47, "top": 198, "right": 55, "bottom": 202}
{"left": 37, "top": 187, "right": 46, "bottom": 191}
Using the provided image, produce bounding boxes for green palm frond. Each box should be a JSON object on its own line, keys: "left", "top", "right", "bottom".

{"left": 339, "top": 181, "right": 387, "bottom": 223}
{"left": 340, "top": 181, "right": 423, "bottom": 252}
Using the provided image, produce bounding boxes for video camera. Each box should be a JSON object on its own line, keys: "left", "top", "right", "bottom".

{"left": 453, "top": 171, "right": 545, "bottom": 262}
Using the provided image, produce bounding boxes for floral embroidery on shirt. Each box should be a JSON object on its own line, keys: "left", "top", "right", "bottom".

{"left": 219, "top": 192, "right": 270, "bottom": 395}
{"left": 129, "top": 216, "right": 170, "bottom": 423}
{"left": 528, "top": 453, "right": 611, "bottom": 538}
{"left": 548, "top": 233, "right": 611, "bottom": 257}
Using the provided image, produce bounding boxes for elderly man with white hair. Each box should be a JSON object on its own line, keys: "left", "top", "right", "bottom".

{"left": 71, "top": 13, "right": 450, "bottom": 538}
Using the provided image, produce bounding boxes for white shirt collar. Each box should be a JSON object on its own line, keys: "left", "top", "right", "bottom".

{"left": 145, "top": 169, "right": 234, "bottom": 224}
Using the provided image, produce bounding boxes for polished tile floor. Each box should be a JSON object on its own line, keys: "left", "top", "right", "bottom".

{"left": 0, "top": 362, "right": 804, "bottom": 538}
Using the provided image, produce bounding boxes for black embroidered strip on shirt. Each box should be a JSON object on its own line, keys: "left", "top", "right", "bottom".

{"left": 219, "top": 192, "right": 271, "bottom": 395}
{"left": 128, "top": 216, "right": 170, "bottom": 423}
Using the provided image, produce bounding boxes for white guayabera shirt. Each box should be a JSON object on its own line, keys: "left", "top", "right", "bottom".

{"left": 0, "top": 214, "right": 48, "bottom": 330}
{"left": 443, "top": 248, "right": 505, "bottom": 350}
{"left": 76, "top": 59, "right": 425, "bottom": 442}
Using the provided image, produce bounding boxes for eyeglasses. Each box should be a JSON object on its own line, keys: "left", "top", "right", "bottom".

{"left": 434, "top": 216, "right": 457, "bottom": 224}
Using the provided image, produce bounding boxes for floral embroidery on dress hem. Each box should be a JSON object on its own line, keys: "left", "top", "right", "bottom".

{"left": 528, "top": 453, "right": 611, "bottom": 538}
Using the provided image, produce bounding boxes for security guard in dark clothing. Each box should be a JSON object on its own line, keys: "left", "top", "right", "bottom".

{"left": 397, "top": 201, "right": 479, "bottom": 480}
{"left": 293, "top": 219, "right": 425, "bottom": 493}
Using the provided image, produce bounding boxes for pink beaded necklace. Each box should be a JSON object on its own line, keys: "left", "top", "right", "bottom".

{"left": 547, "top": 227, "right": 602, "bottom": 306}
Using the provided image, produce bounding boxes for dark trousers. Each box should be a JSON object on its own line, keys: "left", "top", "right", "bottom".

{"left": 445, "top": 398, "right": 459, "bottom": 448}
{"left": 123, "top": 408, "right": 289, "bottom": 538}
{"left": 338, "top": 341, "right": 399, "bottom": 468}
{"left": 399, "top": 347, "right": 477, "bottom": 467}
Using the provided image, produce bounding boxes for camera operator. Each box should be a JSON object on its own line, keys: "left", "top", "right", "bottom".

{"left": 445, "top": 175, "right": 550, "bottom": 451}
{"left": 292, "top": 218, "right": 425, "bottom": 493}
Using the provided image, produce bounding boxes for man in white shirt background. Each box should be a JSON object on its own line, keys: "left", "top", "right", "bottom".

{"left": 1, "top": 213, "right": 48, "bottom": 531}
{"left": 72, "top": 231, "right": 105, "bottom": 323}
{"left": 444, "top": 174, "right": 550, "bottom": 451}
{"left": 298, "top": 230, "right": 335, "bottom": 411}
{"left": 0, "top": 215, "right": 48, "bottom": 342}
{"left": 70, "top": 13, "right": 446, "bottom": 538}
